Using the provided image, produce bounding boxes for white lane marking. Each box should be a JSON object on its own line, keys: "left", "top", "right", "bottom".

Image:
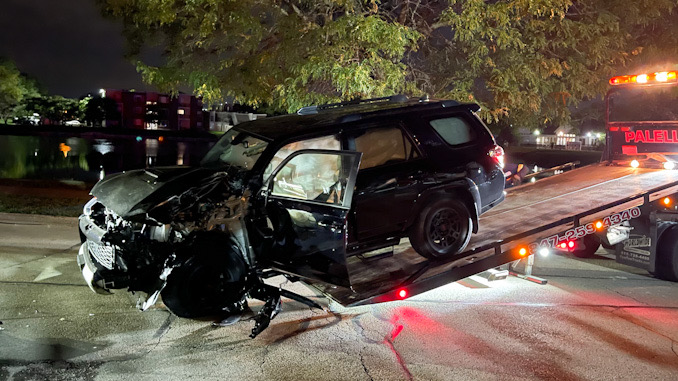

{"left": 33, "top": 266, "right": 63, "bottom": 282}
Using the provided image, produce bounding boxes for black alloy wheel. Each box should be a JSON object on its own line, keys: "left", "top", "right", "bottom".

{"left": 410, "top": 198, "right": 473, "bottom": 259}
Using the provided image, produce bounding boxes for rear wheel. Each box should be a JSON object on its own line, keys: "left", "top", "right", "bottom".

{"left": 161, "top": 234, "right": 248, "bottom": 318}
{"left": 655, "top": 225, "right": 678, "bottom": 282}
{"left": 409, "top": 198, "right": 473, "bottom": 259}
{"left": 571, "top": 234, "right": 601, "bottom": 258}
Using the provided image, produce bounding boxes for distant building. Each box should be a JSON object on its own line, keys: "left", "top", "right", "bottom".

{"left": 518, "top": 125, "right": 604, "bottom": 149}
{"left": 102, "top": 89, "right": 204, "bottom": 130}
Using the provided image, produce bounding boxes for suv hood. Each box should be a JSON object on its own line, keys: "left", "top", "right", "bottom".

{"left": 91, "top": 166, "right": 223, "bottom": 219}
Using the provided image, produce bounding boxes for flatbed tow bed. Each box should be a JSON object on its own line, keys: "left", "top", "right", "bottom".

{"left": 310, "top": 162, "right": 678, "bottom": 306}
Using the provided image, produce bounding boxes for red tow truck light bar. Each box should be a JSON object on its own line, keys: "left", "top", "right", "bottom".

{"left": 610, "top": 71, "right": 678, "bottom": 86}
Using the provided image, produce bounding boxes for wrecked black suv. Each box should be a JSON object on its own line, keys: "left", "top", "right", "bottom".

{"left": 77, "top": 96, "right": 505, "bottom": 337}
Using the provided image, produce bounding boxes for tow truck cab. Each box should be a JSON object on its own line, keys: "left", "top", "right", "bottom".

{"left": 605, "top": 70, "right": 678, "bottom": 167}
{"left": 597, "top": 70, "right": 678, "bottom": 281}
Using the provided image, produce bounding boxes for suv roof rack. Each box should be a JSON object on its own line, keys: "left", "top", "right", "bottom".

{"left": 297, "top": 95, "right": 409, "bottom": 115}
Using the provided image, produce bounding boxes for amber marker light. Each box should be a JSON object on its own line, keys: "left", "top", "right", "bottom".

{"left": 518, "top": 247, "right": 527, "bottom": 256}
{"left": 630, "top": 160, "right": 640, "bottom": 168}
{"left": 595, "top": 221, "right": 603, "bottom": 230}
{"left": 663, "top": 197, "right": 672, "bottom": 207}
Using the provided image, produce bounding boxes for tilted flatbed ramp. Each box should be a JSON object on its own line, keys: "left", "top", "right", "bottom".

{"left": 309, "top": 163, "right": 678, "bottom": 306}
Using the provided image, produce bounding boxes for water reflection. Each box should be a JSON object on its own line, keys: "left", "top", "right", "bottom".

{"left": 0, "top": 132, "right": 216, "bottom": 182}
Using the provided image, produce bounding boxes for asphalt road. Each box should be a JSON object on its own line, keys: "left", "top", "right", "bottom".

{"left": 1, "top": 212, "right": 677, "bottom": 380}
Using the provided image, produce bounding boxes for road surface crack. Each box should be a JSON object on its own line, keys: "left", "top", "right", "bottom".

{"left": 610, "top": 288, "right": 649, "bottom": 306}
{"left": 143, "top": 313, "right": 173, "bottom": 357}
{"left": 672, "top": 341, "right": 678, "bottom": 358}
{"left": 384, "top": 318, "right": 412, "bottom": 381}
{"left": 359, "top": 350, "right": 374, "bottom": 381}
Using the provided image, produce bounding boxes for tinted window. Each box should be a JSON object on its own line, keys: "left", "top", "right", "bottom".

{"left": 353, "top": 127, "right": 418, "bottom": 170}
{"left": 430, "top": 117, "right": 476, "bottom": 145}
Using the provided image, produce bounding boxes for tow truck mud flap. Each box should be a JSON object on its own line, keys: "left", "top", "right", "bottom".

{"left": 616, "top": 214, "right": 652, "bottom": 270}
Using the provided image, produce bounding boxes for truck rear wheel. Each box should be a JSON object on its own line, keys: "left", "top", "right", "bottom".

{"left": 409, "top": 199, "right": 472, "bottom": 259}
{"left": 571, "top": 235, "right": 601, "bottom": 258}
{"left": 655, "top": 225, "right": 678, "bottom": 282}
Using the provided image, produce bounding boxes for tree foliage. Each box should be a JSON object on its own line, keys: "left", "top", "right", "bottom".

{"left": 99, "top": 0, "right": 678, "bottom": 127}
{"left": 0, "top": 59, "right": 41, "bottom": 124}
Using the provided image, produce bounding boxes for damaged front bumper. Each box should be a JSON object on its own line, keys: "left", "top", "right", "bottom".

{"left": 76, "top": 241, "right": 112, "bottom": 295}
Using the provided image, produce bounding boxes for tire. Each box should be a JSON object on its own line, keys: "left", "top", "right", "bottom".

{"left": 409, "top": 198, "right": 473, "bottom": 259}
{"left": 655, "top": 225, "right": 678, "bottom": 282}
{"left": 161, "top": 234, "right": 248, "bottom": 318}
{"left": 571, "top": 234, "right": 601, "bottom": 258}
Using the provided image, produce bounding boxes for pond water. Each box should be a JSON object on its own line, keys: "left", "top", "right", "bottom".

{"left": 0, "top": 127, "right": 218, "bottom": 182}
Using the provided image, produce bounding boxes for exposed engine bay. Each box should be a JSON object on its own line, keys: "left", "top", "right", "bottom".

{"left": 77, "top": 167, "right": 322, "bottom": 338}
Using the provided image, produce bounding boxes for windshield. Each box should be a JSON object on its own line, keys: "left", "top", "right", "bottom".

{"left": 609, "top": 85, "right": 678, "bottom": 122}
{"left": 200, "top": 129, "right": 268, "bottom": 170}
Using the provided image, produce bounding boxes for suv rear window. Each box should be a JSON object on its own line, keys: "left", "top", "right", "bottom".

{"left": 429, "top": 117, "right": 476, "bottom": 145}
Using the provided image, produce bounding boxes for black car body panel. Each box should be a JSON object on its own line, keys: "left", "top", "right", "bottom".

{"left": 76, "top": 96, "right": 504, "bottom": 337}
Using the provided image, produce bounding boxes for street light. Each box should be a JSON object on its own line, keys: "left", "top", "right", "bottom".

{"left": 99, "top": 89, "right": 106, "bottom": 98}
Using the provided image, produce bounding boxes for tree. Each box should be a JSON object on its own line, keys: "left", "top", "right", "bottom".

{"left": 84, "top": 97, "right": 121, "bottom": 127}
{"left": 98, "top": 0, "right": 678, "bottom": 127}
{"left": 0, "top": 61, "right": 22, "bottom": 123}
{"left": 1, "top": 59, "right": 43, "bottom": 124}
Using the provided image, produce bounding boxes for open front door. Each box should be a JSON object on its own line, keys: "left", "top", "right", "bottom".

{"left": 263, "top": 149, "right": 362, "bottom": 286}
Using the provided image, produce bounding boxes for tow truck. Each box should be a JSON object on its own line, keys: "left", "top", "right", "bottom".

{"left": 328, "top": 70, "right": 678, "bottom": 306}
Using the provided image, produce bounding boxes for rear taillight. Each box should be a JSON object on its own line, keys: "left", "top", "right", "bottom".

{"left": 489, "top": 145, "right": 505, "bottom": 168}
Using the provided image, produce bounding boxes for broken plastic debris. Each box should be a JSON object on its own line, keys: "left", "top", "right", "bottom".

{"left": 89, "top": 313, "right": 95, "bottom": 316}
{"left": 59, "top": 318, "right": 65, "bottom": 321}
{"left": 212, "top": 314, "right": 243, "bottom": 327}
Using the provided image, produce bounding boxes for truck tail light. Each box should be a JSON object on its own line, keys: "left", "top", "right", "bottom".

{"left": 397, "top": 288, "right": 408, "bottom": 299}
{"left": 489, "top": 145, "right": 505, "bottom": 168}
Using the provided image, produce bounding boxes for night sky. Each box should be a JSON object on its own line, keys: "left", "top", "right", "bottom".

{"left": 0, "top": 0, "right": 155, "bottom": 98}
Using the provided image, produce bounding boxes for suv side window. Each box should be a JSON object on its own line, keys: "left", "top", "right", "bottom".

{"left": 352, "top": 127, "right": 419, "bottom": 170}
{"left": 429, "top": 117, "right": 477, "bottom": 146}
{"left": 264, "top": 135, "right": 340, "bottom": 180}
